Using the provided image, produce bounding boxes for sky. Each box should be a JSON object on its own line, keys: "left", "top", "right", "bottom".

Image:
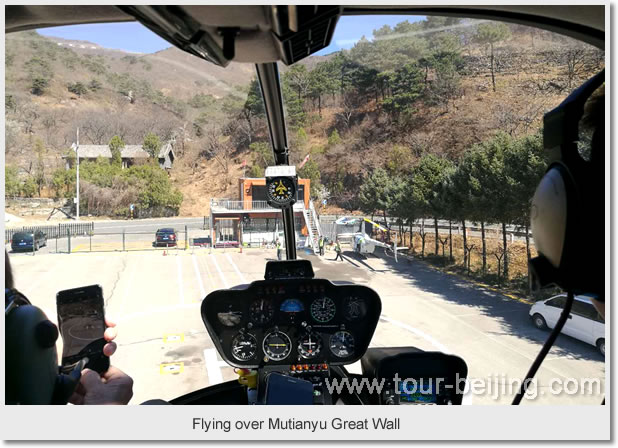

{"left": 37, "top": 15, "right": 425, "bottom": 55}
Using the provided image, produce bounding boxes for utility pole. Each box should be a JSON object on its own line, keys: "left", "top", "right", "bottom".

{"left": 72, "top": 128, "right": 80, "bottom": 220}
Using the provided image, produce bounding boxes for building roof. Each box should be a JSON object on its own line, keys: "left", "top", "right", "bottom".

{"left": 62, "top": 145, "right": 150, "bottom": 159}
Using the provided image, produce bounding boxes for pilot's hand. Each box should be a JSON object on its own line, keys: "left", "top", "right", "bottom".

{"left": 103, "top": 318, "right": 118, "bottom": 357}
{"left": 69, "top": 366, "right": 134, "bottom": 405}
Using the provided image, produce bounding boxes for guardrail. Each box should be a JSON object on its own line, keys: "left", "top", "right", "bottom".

{"left": 211, "top": 199, "right": 304, "bottom": 212}
{"left": 319, "top": 216, "right": 531, "bottom": 238}
{"left": 5, "top": 222, "right": 94, "bottom": 244}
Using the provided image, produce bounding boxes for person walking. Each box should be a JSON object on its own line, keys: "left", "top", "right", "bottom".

{"left": 318, "top": 236, "right": 324, "bottom": 256}
{"left": 334, "top": 239, "right": 343, "bottom": 262}
{"left": 276, "top": 238, "right": 282, "bottom": 260}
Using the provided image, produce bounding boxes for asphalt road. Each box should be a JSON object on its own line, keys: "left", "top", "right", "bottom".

{"left": 8, "top": 246, "right": 604, "bottom": 405}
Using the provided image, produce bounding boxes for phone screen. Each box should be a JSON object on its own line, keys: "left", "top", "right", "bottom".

{"left": 57, "top": 285, "right": 109, "bottom": 373}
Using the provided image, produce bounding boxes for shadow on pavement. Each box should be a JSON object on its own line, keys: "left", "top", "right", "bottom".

{"left": 374, "top": 249, "right": 604, "bottom": 363}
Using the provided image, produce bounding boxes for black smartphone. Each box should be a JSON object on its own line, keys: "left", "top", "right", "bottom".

{"left": 265, "top": 372, "right": 314, "bottom": 405}
{"left": 56, "top": 284, "right": 110, "bottom": 374}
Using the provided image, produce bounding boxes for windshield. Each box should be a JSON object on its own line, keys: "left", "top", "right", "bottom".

{"left": 5, "top": 14, "right": 604, "bottom": 406}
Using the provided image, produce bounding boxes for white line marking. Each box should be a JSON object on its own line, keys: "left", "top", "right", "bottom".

{"left": 192, "top": 254, "right": 206, "bottom": 300}
{"left": 380, "top": 315, "right": 451, "bottom": 353}
{"left": 176, "top": 256, "right": 185, "bottom": 305}
{"left": 204, "top": 348, "right": 223, "bottom": 385}
{"left": 218, "top": 361, "right": 230, "bottom": 368}
{"left": 225, "top": 253, "right": 247, "bottom": 284}
{"left": 211, "top": 254, "right": 229, "bottom": 288}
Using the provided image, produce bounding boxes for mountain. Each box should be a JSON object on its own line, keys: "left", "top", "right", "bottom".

{"left": 5, "top": 23, "right": 604, "bottom": 217}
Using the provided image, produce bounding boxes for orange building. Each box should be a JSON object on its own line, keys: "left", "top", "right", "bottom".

{"left": 209, "top": 177, "right": 313, "bottom": 248}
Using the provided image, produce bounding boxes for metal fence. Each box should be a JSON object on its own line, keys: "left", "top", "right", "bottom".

{"left": 5, "top": 222, "right": 94, "bottom": 244}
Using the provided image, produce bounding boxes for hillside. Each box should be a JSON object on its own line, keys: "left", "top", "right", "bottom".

{"left": 5, "top": 20, "right": 603, "bottom": 217}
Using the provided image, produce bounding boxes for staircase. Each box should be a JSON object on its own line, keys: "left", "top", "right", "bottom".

{"left": 303, "top": 200, "right": 322, "bottom": 254}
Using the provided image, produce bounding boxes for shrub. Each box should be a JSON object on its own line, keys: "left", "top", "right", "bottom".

{"left": 67, "top": 81, "right": 88, "bottom": 96}
{"left": 88, "top": 79, "right": 102, "bottom": 91}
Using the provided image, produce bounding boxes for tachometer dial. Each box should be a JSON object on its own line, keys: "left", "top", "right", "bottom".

{"left": 263, "top": 330, "right": 292, "bottom": 361}
{"left": 329, "top": 331, "right": 355, "bottom": 358}
{"left": 311, "top": 297, "right": 336, "bottom": 323}
{"left": 231, "top": 332, "right": 257, "bottom": 362}
{"left": 298, "top": 331, "right": 322, "bottom": 359}
{"left": 250, "top": 299, "right": 274, "bottom": 325}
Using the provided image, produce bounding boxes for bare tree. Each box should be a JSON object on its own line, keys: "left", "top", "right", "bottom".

{"left": 80, "top": 111, "right": 112, "bottom": 144}
{"left": 18, "top": 104, "right": 40, "bottom": 134}
{"left": 564, "top": 46, "right": 587, "bottom": 90}
{"left": 200, "top": 124, "right": 235, "bottom": 184}
{"left": 337, "top": 91, "right": 361, "bottom": 129}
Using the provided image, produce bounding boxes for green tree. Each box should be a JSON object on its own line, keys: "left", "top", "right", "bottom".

{"left": 465, "top": 132, "right": 516, "bottom": 278}
{"left": 188, "top": 93, "right": 216, "bottom": 109}
{"left": 359, "top": 168, "right": 406, "bottom": 233}
{"left": 308, "top": 63, "right": 334, "bottom": 116}
{"left": 386, "top": 145, "right": 414, "bottom": 175}
{"left": 121, "top": 164, "right": 183, "bottom": 211}
{"left": 33, "top": 138, "right": 47, "bottom": 196}
{"left": 52, "top": 167, "right": 75, "bottom": 198}
{"left": 25, "top": 57, "right": 53, "bottom": 95}
{"left": 381, "top": 63, "right": 424, "bottom": 120}
{"left": 143, "top": 132, "right": 162, "bottom": 158}
{"left": 108, "top": 135, "right": 125, "bottom": 167}
{"left": 475, "top": 22, "right": 511, "bottom": 92}
{"left": 328, "top": 129, "right": 342, "bottom": 146}
{"left": 505, "top": 132, "right": 547, "bottom": 260}
{"left": 411, "top": 154, "right": 455, "bottom": 255}
{"left": 21, "top": 177, "right": 38, "bottom": 198}
{"left": 298, "top": 159, "right": 322, "bottom": 198}
{"left": 283, "top": 64, "right": 310, "bottom": 100}
{"left": 249, "top": 141, "right": 273, "bottom": 169}
{"left": 5, "top": 166, "right": 20, "bottom": 197}
{"left": 248, "top": 165, "right": 264, "bottom": 178}
{"left": 441, "top": 164, "right": 474, "bottom": 268}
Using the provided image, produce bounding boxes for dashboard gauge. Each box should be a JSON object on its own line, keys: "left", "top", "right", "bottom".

{"left": 231, "top": 332, "right": 257, "bottom": 362}
{"left": 311, "top": 297, "right": 336, "bottom": 323}
{"left": 263, "top": 331, "right": 292, "bottom": 361}
{"left": 280, "top": 298, "right": 305, "bottom": 313}
{"left": 217, "top": 305, "right": 243, "bottom": 327}
{"left": 298, "top": 331, "right": 322, "bottom": 359}
{"left": 344, "top": 296, "right": 367, "bottom": 321}
{"left": 267, "top": 177, "right": 296, "bottom": 207}
{"left": 250, "top": 299, "right": 274, "bottom": 324}
{"left": 329, "top": 331, "right": 355, "bottom": 358}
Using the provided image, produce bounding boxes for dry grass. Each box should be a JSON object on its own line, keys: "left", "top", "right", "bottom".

{"left": 394, "top": 229, "right": 538, "bottom": 296}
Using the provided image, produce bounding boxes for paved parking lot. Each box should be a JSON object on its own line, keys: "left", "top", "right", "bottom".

{"left": 8, "top": 246, "right": 605, "bottom": 405}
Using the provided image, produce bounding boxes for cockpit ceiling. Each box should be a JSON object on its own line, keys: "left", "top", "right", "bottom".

{"left": 5, "top": 5, "right": 605, "bottom": 63}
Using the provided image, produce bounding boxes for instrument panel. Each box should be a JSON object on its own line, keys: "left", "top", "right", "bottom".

{"left": 201, "top": 279, "right": 382, "bottom": 368}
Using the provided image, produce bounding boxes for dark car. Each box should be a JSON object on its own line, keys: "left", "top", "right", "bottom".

{"left": 155, "top": 228, "right": 177, "bottom": 247}
{"left": 11, "top": 230, "right": 47, "bottom": 252}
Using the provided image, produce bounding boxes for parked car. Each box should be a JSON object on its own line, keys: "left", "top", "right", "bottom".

{"left": 529, "top": 294, "right": 605, "bottom": 355}
{"left": 11, "top": 230, "right": 47, "bottom": 252}
{"left": 155, "top": 228, "right": 177, "bottom": 247}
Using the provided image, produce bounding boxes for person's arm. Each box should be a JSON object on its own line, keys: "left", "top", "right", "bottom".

{"left": 69, "top": 318, "right": 134, "bottom": 405}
